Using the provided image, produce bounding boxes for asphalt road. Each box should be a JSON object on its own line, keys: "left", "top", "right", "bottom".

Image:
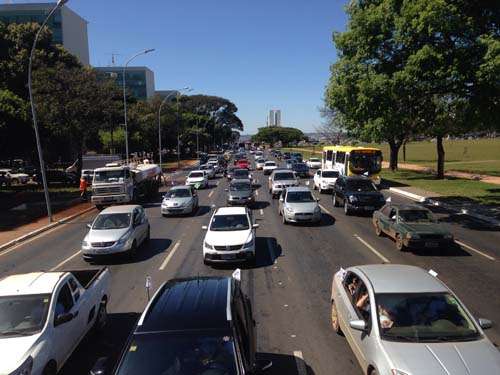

{"left": 0, "top": 154, "right": 499, "bottom": 375}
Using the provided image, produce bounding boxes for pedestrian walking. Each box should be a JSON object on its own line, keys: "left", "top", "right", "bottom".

{"left": 79, "top": 176, "right": 88, "bottom": 201}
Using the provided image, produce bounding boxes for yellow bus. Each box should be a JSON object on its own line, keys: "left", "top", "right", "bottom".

{"left": 322, "top": 145, "right": 383, "bottom": 185}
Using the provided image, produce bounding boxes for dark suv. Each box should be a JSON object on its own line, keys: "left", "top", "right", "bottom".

{"left": 91, "top": 272, "right": 271, "bottom": 375}
{"left": 292, "top": 162, "right": 310, "bottom": 178}
{"left": 332, "top": 176, "right": 385, "bottom": 215}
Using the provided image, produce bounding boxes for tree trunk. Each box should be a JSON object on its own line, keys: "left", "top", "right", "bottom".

{"left": 388, "top": 140, "right": 401, "bottom": 171}
{"left": 436, "top": 135, "right": 445, "bottom": 179}
{"left": 402, "top": 141, "right": 407, "bottom": 163}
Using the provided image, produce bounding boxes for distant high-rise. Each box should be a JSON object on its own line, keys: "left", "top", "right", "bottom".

{"left": 267, "top": 109, "right": 282, "bottom": 127}
{"left": 94, "top": 66, "right": 155, "bottom": 100}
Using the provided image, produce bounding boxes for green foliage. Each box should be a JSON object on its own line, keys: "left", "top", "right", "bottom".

{"left": 251, "top": 127, "right": 305, "bottom": 145}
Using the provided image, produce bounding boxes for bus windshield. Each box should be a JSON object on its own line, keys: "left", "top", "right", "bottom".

{"left": 349, "top": 151, "right": 382, "bottom": 175}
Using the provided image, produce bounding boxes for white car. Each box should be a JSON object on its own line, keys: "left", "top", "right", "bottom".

{"left": 199, "top": 164, "right": 216, "bottom": 179}
{"left": 313, "top": 169, "right": 340, "bottom": 193}
{"left": 306, "top": 157, "right": 322, "bottom": 169}
{"left": 0, "top": 168, "right": 30, "bottom": 185}
{"left": 263, "top": 161, "right": 278, "bottom": 175}
{"left": 82, "top": 205, "right": 150, "bottom": 261}
{"left": 255, "top": 158, "right": 266, "bottom": 170}
{"left": 185, "top": 170, "right": 209, "bottom": 188}
{"left": 202, "top": 206, "right": 259, "bottom": 265}
{"left": 0, "top": 269, "right": 110, "bottom": 375}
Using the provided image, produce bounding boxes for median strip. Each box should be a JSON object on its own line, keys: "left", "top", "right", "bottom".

{"left": 354, "top": 234, "right": 391, "bottom": 263}
{"left": 159, "top": 241, "right": 181, "bottom": 270}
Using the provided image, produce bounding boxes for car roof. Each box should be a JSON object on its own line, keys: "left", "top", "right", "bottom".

{"left": 344, "top": 175, "right": 371, "bottom": 181}
{"left": 215, "top": 206, "right": 247, "bottom": 215}
{"left": 273, "top": 169, "right": 293, "bottom": 174}
{"left": 189, "top": 170, "right": 205, "bottom": 174}
{"left": 0, "top": 272, "right": 64, "bottom": 296}
{"left": 137, "top": 277, "right": 232, "bottom": 334}
{"left": 234, "top": 168, "right": 249, "bottom": 172}
{"left": 264, "top": 161, "right": 276, "bottom": 164}
{"left": 286, "top": 186, "right": 311, "bottom": 192}
{"left": 352, "top": 264, "right": 448, "bottom": 294}
{"left": 100, "top": 205, "right": 140, "bottom": 214}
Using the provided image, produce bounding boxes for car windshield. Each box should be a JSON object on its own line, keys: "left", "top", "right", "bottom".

{"left": 399, "top": 210, "right": 435, "bottom": 223}
{"left": 92, "top": 213, "right": 131, "bottom": 229}
{"left": 265, "top": 162, "right": 276, "bottom": 166}
{"left": 165, "top": 189, "right": 191, "bottom": 198}
{"left": 233, "top": 171, "right": 249, "bottom": 178}
{"left": 309, "top": 158, "right": 320, "bottom": 162}
{"left": 0, "top": 294, "right": 51, "bottom": 337}
{"left": 116, "top": 333, "right": 238, "bottom": 375}
{"left": 257, "top": 159, "right": 265, "bottom": 163}
{"left": 346, "top": 179, "right": 377, "bottom": 192}
{"left": 94, "top": 169, "right": 127, "bottom": 184}
{"left": 286, "top": 191, "right": 315, "bottom": 203}
{"left": 274, "top": 172, "right": 295, "bottom": 181}
{"left": 189, "top": 172, "right": 204, "bottom": 178}
{"left": 230, "top": 182, "right": 251, "bottom": 191}
{"left": 293, "top": 164, "right": 308, "bottom": 171}
{"left": 376, "top": 293, "right": 480, "bottom": 342}
{"left": 322, "top": 171, "right": 339, "bottom": 178}
{"left": 349, "top": 151, "right": 382, "bottom": 174}
{"left": 211, "top": 214, "right": 249, "bottom": 231}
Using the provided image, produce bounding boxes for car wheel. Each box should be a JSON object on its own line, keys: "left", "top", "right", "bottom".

{"left": 370, "top": 370, "right": 378, "bottom": 375}
{"left": 344, "top": 201, "right": 350, "bottom": 215}
{"left": 333, "top": 193, "right": 338, "bottom": 207}
{"left": 129, "top": 240, "right": 138, "bottom": 258}
{"left": 282, "top": 213, "right": 288, "bottom": 225}
{"left": 374, "top": 221, "right": 383, "bottom": 236}
{"left": 396, "top": 234, "right": 405, "bottom": 251}
{"left": 331, "top": 300, "right": 342, "bottom": 335}
{"left": 42, "top": 362, "right": 56, "bottom": 375}
{"left": 11, "top": 178, "right": 19, "bottom": 185}
{"left": 93, "top": 299, "right": 107, "bottom": 333}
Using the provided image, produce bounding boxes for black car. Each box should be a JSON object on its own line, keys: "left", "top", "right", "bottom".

{"left": 283, "top": 152, "right": 291, "bottom": 160}
{"left": 292, "top": 162, "right": 310, "bottom": 178}
{"left": 332, "top": 176, "right": 385, "bottom": 215}
{"left": 33, "top": 169, "right": 79, "bottom": 186}
{"left": 91, "top": 273, "right": 272, "bottom": 375}
{"left": 233, "top": 168, "right": 252, "bottom": 181}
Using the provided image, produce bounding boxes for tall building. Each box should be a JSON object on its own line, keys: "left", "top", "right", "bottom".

{"left": 0, "top": 2, "right": 90, "bottom": 65}
{"left": 95, "top": 66, "right": 155, "bottom": 100}
{"left": 267, "top": 109, "right": 282, "bottom": 127}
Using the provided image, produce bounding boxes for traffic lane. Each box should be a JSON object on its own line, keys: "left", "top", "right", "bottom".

{"left": 318, "top": 189, "right": 500, "bottom": 346}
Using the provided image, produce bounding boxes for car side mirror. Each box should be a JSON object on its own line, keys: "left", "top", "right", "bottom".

{"left": 478, "top": 318, "right": 493, "bottom": 329}
{"left": 349, "top": 319, "right": 367, "bottom": 331}
{"left": 254, "top": 359, "right": 273, "bottom": 373}
{"left": 86, "top": 223, "right": 92, "bottom": 229}
{"left": 90, "top": 357, "right": 109, "bottom": 375}
{"left": 252, "top": 223, "right": 260, "bottom": 229}
{"left": 55, "top": 312, "right": 74, "bottom": 327}
{"left": 202, "top": 225, "right": 208, "bottom": 230}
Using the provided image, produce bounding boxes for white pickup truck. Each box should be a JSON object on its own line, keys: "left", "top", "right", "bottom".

{"left": 0, "top": 268, "right": 110, "bottom": 375}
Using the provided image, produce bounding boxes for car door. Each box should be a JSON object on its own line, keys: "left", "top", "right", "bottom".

{"left": 52, "top": 281, "right": 81, "bottom": 366}
{"left": 377, "top": 205, "right": 392, "bottom": 233}
{"left": 131, "top": 209, "right": 142, "bottom": 243}
{"left": 278, "top": 189, "right": 286, "bottom": 214}
{"left": 387, "top": 207, "right": 398, "bottom": 238}
{"left": 336, "top": 178, "right": 346, "bottom": 203}
{"left": 314, "top": 170, "right": 321, "bottom": 187}
{"left": 67, "top": 276, "right": 92, "bottom": 338}
{"left": 233, "top": 289, "right": 253, "bottom": 373}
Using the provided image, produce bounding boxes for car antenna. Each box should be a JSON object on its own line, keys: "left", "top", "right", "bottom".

{"left": 145, "top": 276, "right": 152, "bottom": 301}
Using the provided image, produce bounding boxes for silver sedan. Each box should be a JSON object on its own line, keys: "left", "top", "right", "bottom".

{"left": 161, "top": 185, "right": 199, "bottom": 216}
{"left": 330, "top": 264, "right": 500, "bottom": 375}
{"left": 278, "top": 186, "right": 321, "bottom": 224}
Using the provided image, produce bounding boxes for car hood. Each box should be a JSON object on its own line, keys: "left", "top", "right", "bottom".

{"left": 205, "top": 229, "right": 252, "bottom": 246}
{"left": 398, "top": 222, "right": 449, "bottom": 235}
{"left": 162, "top": 197, "right": 193, "bottom": 207}
{"left": 273, "top": 179, "right": 297, "bottom": 185}
{"left": 382, "top": 338, "right": 500, "bottom": 374}
{"left": 347, "top": 191, "right": 383, "bottom": 198}
{"left": 286, "top": 202, "right": 318, "bottom": 212}
{"left": 229, "top": 190, "right": 252, "bottom": 198}
{"left": 87, "top": 228, "right": 129, "bottom": 242}
{"left": 263, "top": 165, "right": 277, "bottom": 169}
{"left": 187, "top": 177, "right": 205, "bottom": 182}
{"left": 0, "top": 333, "right": 41, "bottom": 373}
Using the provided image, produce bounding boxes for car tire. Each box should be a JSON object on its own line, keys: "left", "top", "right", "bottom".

{"left": 42, "top": 362, "right": 57, "bottom": 375}
{"left": 333, "top": 193, "right": 339, "bottom": 207}
{"left": 344, "top": 201, "right": 351, "bottom": 216}
{"left": 331, "top": 300, "right": 342, "bottom": 335}
{"left": 203, "top": 257, "right": 210, "bottom": 266}
{"left": 93, "top": 299, "right": 107, "bottom": 333}
{"left": 396, "top": 234, "right": 405, "bottom": 251}
{"left": 282, "top": 213, "right": 288, "bottom": 225}
{"left": 374, "top": 221, "right": 383, "bottom": 237}
{"left": 11, "top": 178, "right": 19, "bottom": 185}
{"left": 129, "top": 240, "right": 138, "bottom": 259}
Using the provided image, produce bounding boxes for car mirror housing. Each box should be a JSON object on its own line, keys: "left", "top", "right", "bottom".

{"left": 279, "top": 197, "right": 284, "bottom": 202}
{"left": 90, "top": 357, "right": 109, "bottom": 375}
{"left": 254, "top": 359, "right": 273, "bottom": 373}
{"left": 478, "top": 318, "right": 493, "bottom": 330}
{"left": 349, "top": 319, "right": 367, "bottom": 331}
{"left": 252, "top": 223, "right": 260, "bottom": 229}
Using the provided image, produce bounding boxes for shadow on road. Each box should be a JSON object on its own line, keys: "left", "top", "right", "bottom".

{"left": 411, "top": 242, "right": 472, "bottom": 257}
{"left": 60, "top": 312, "right": 139, "bottom": 375}
{"left": 89, "top": 238, "right": 171, "bottom": 265}
{"left": 259, "top": 352, "right": 316, "bottom": 375}
{"left": 252, "top": 201, "right": 270, "bottom": 210}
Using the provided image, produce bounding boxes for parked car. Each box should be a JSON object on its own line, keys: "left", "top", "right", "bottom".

{"left": 313, "top": 169, "right": 340, "bottom": 193}
{"left": 278, "top": 186, "right": 321, "bottom": 224}
{"left": 263, "top": 160, "right": 278, "bottom": 175}
{"left": 0, "top": 268, "right": 110, "bottom": 375}
{"left": 255, "top": 158, "right": 266, "bottom": 170}
{"left": 82, "top": 205, "right": 150, "bottom": 261}
{"left": 199, "top": 164, "right": 216, "bottom": 179}
{"left": 332, "top": 176, "right": 385, "bottom": 215}
{"left": 373, "top": 203, "right": 454, "bottom": 251}
{"left": 268, "top": 169, "right": 299, "bottom": 198}
{"left": 292, "top": 162, "right": 310, "bottom": 178}
{"left": 330, "top": 264, "right": 500, "bottom": 375}
{"left": 202, "top": 206, "right": 258, "bottom": 264}
{"left": 306, "top": 157, "right": 322, "bottom": 169}
{"left": 91, "top": 271, "right": 272, "bottom": 375}
{"left": 0, "top": 168, "right": 29, "bottom": 185}
{"left": 226, "top": 179, "right": 254, "bottom": 206}
{"left": 161, "top": 185, "right": 199, "bottom": 216}
{"left": 185, "top": 170, "right": 209, "bottom": 189}
{"left": 33, "top": 169, "right": 79, "bottom": 186}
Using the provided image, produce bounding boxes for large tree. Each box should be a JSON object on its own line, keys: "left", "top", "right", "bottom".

{"left": 251, "top": 127, "right": 305, "bottom": 145}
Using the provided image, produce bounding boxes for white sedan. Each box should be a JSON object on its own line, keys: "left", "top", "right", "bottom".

{"left": 202, "top": 206, "right": 258, "bottom": 265}
{"left": 313, "top": 169, "right": 339, "bottom": 193}
{"left": 185, "top": 170, "right": 209, "bottom": 189}
{"left": 306, "top": 157, "right": 322, "bottom": 169}
{"left": 0, "top": 169, "right": 30, "bottom": 185}
{"left": 263, "top": 161, "right": 278, "bottom": 175}
{"left": 255, "top": 158, "right": 266, "bottom": 170}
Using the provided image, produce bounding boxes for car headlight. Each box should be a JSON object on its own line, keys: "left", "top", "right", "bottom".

{"left": 204, "top": 241, "right": 214, "bottom": 250}
{"left": 349, "top": 195, "right": 358, "bottom": 202}
{"left": 406, "top": 233, "right": 420, "bottom": 239}
{"left": 116, "top": 230, "right": 131, "bottom": 245}
{"left": 391, "top": 370, "right": 410, "bottom": 375}
{"left": 12, "top": 356, "right": 33, "bottom": 375}
{"left": 82, "top": 240, "right": 89, "bottom": 247}
{"left": 285, "top": 206, "right": 294, "bottom": 213}
{"left": 243, "top": 237, "right": 254, "bottom": 248}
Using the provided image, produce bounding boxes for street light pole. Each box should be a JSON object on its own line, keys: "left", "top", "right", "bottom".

{"left": 175, "top": 87, "right": 193, "bottom": 169}
{"left": 122, "top": 48, "right": 155, "bottom": 164}
{"left": 28, "top": 0, "right": 68, "bottom": 223}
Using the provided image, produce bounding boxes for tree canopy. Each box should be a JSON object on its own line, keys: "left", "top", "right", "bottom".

{"left": 251, "top": 127, "right": 305, "bottom": 145}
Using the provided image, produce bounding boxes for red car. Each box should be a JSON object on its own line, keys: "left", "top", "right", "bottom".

{"left": 234, "top": 159, "right": 249, "bottom": 169}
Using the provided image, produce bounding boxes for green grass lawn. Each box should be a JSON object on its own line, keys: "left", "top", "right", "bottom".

{"left": 381, "top": 169, "right": 500, "bottom": 206}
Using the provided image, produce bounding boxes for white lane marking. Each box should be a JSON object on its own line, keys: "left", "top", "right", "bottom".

{"left": 319, "top": 204, "right": 333, "bottom": 216}
{"left": 455, "top": 240, "right": 495, "bottom": 261}
{"left": 293, "top": 350, "right": 307, "bottom": 375}
{"left": 50, "top": 250, "right": 81, "bottom": 271}
{"left": 266, "top": 237, "right": 277, "bottom": 263}
{"left": 159, "top": 241, "right": 181, "bottom": 270}
{"left": 260, "top": 209, "right": 264, "bottom": 215}
{"left": 354, "top": 234, "right": 391, "bottom": 263}
{"left": 208, "top": 190, "right": 214, "bottom": 198}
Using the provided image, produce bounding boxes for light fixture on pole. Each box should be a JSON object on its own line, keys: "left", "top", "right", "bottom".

{"left": 27, "top": 0, "right": 69, "bottom": 223}
{"left": 122, "top": 48, "right": 155, "bottom": 164}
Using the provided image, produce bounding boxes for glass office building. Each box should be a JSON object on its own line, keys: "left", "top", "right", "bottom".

{"left": 95, "top": 67, "right": 156, "bottom": 100}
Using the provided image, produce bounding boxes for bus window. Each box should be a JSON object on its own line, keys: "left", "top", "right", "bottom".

{"left": 326, "top": 150, "right": 333, "bottom": 162}
{"left": 349, "top": 151, "right": 382, "bottom": 174}
{"left": 336, "top": 151, "right": 346, "bottom": 163}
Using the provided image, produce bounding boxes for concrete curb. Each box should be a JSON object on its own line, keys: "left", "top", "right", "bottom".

{"left": 389, "top": 187, "right": 500, "bottom": 227}
{"left": 0, "top": 205, "right": 96, "bottom": 252}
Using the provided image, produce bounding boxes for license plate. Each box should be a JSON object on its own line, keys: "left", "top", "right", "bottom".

{"left": 425, "top": 242, "right": 439, "bottom": 248}
{"left": 221, "top": 253, "right": 236, "bottom": 260}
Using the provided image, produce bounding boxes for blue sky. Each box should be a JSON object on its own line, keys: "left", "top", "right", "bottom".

{"left": 32, "top": 0, "right": 348, "bottom": 134}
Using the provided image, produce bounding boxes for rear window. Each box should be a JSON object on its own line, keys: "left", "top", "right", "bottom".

{"left": 274, "top": 172, "right": 295, "bottom": 180}
{"left": 189, "top": 172, "right": 204, "bottom": 178}
{"left": 322, "top": 171, "right": 339, "bottom": 178}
